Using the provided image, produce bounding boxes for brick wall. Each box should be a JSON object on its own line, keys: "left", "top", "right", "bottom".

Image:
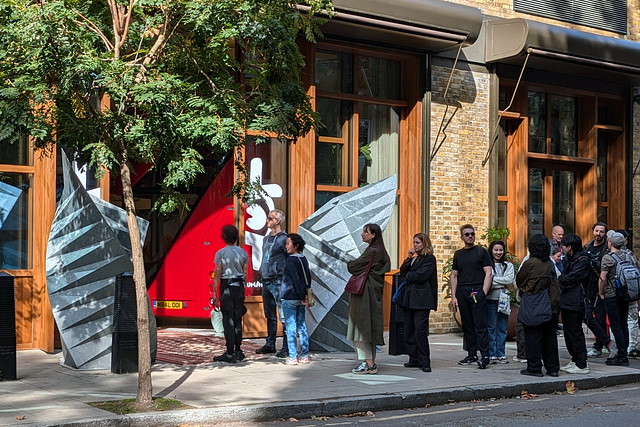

{"left": 429, "top": 62, "right": 491, "bottom": 332}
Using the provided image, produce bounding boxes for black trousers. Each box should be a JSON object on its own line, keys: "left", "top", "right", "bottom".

{"left": 456, "top": 285, "right": 489, "bottom": 358}
{"left": 523, "top": 313, "right": 560, "bottom": 374}
{"left": 604, "top": 297, "right": 629, "bottom": 358}
{"left": 561, "top": 308, "right": 588, "bottom": 368}
{"left": 402, "top": 308, "right": 431, "bottom": 368}
{"left": 220, "top": 283, "right": 245, "bottom": 354}
{"left": 585, "top": 298, "right": 609, "bottom": 350}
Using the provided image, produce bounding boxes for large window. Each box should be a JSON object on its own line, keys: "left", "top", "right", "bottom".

{"left": 315, "top": 45, "right": 405, "bottom": 266}
{"left": 496, "top": 81, "right": 627, "bottom": 259}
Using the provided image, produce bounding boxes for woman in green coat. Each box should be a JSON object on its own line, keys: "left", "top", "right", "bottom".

{"left": 347, "top": 223, "right": 391, "bottom": 374}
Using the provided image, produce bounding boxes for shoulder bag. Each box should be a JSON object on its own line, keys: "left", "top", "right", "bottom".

{"left": 517, "top": 267, "right": 553, "bottom": 327}
{"left": 345, "top": 249, "right": 377, "bottom": 296}
{"left": 297, "top": 257, "right": 316, "bottom": 307}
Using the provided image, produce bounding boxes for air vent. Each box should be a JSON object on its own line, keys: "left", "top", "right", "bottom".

{"left": 514, "top": 0, "right": 627, "bottom": 34}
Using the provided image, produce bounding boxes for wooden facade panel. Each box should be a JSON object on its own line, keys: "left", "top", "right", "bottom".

{"left": 15, "top": 275, "right": 34, "bottom": 349}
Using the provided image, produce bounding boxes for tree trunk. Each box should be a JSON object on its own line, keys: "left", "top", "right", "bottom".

{"left": 119, "top": 141, "right": 153, "bottom": 407}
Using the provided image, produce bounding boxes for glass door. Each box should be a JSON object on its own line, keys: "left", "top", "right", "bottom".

{"left": 528, "top": 167, "right": 576, "bottom": 236}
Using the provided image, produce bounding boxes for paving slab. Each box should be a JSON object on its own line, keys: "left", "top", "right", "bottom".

{"left": 1, "top": 330, "right": 639, "bottom": 426}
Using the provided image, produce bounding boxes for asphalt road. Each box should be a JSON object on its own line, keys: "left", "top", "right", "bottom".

{"left": 204, "top": 382, "right": 640, "bottom": 427}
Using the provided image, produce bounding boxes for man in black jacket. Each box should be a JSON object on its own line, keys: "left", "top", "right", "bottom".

{"left": 583, "top": 222, "right": 611, "bottom": 357}
{"left": 558, "top": 234, "right": 590, "bottom": 374}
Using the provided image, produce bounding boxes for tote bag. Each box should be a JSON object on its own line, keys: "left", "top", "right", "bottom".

{"left": 345, "top": 249, "right": 376, "bottom": 295}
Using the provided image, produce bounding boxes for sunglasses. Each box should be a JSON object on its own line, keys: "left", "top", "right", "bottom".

{"left": 463, "top": 232, "right": 475, "bottom": 237}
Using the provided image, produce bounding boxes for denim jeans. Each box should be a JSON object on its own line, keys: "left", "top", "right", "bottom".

{"left": 282, "top": 299, "right": 308, "bottom": 359}
{"left": 262, "top": 279, "right": 287, "bottom": 351}
{"left": 486, "top": 299, "right": 509, "bottom": 358}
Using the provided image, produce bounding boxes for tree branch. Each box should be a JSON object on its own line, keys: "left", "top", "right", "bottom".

{"left": 107, "top": 0, "right": 122, "bottom": 59}
{"left": 72, "top": 11, "right": 114, "bottom": 52}
{"left": 119, "top": 0, "right": 135, "bottom": 49}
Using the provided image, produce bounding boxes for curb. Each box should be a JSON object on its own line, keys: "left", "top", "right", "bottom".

{"left": 46, "top": 370, "right": 640, "bottom": 427}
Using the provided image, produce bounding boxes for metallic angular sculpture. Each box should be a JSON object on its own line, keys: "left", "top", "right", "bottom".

{"left": 298, "top": 175, "right": 397, "bottom": 351}
{"left": 46, "top": 153, "right": 152, "bottom": 369}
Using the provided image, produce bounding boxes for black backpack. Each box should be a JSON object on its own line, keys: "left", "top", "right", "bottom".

{"left": 577, "top": 252, "right": 601, "bottom": 300}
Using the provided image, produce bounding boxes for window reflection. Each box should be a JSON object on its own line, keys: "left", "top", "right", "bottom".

{"left": 358, "top": 56, "right": 401, "bottom": 99}
{"left": 2, "top": 133, "right": 32, "bottom": 166}
{"left": 0, "top": 173, "right": 32, "bottom": 269}
{"left": 528, "top": 92, "right": 546, "bottom": 153}
{"left": 550, "top": 96, "right": 577, "bottom": 156}
{"left": 316, "top": 50, "right": 353, "bottom": 94}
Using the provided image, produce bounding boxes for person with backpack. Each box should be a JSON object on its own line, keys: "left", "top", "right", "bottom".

{"left": 558, "top": 234, "right": 591, "bottom": 374}
{"left": 615, "top": 229, "right": 640, "bottom": 359}
{"left": 583, "top": 222, "right": 611, "bottom": 357}
{"left": 599, "top": 232, "right": 633, "bottom": 366}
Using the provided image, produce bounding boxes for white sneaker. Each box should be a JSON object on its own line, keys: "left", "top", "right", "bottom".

{"left": 560, "top": 361, "right": 576, "bottom": 372}
{"left": 513, "top": 356, "right": 527, "bottom": 363}
{"left": 565, "top": 363, "right": 590, "bottom": 374}
{"left": 587, "top": 348, "right": 602, "bottom": 357}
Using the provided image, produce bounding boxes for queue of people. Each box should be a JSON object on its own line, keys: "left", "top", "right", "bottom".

{"left": 210, "top": 214, "right": 639, "bottom": 377}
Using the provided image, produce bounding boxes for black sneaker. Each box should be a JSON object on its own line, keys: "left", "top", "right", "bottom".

{"left": 520, "top": 369, "right": 543, "bottom": 377}
{"left": 458, "top": 355, "right": 478, "bottom": 365}
{"left": 255, "top": 345, "right": 276, "bottom": 354}
{"left": 274, "top": 349, "right": 289, "bottom": 359}
{"left": 213, "top": 352, "right": 237, "bottom": 363}
{"left": 235, "top": 350, "right": 245, "bottom": 362}
{"left": 605, "top": 356, "right": 630, "bottom": 366}
{"left": 477, "top": 357, "right": 490, "bottom": 369}
{"left": 404, "top": 361, "right": 419, "bottom": 368}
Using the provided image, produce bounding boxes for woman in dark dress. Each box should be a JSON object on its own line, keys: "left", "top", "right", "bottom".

{"left": 396, "top": 233, "right": 438, "bottom": 372}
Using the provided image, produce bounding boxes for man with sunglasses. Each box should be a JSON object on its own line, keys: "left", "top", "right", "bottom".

{"left": 255, "top": 209, "right": 289, "bottom": 358}
{"left": 450, "top": 224, "right": 493, "bottom": 369}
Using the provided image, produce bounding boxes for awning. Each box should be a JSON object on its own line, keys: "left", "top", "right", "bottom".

{"left": 313, "top": 0, "right": 483, "bottom": 52}
{"left": 486, "top": 18, "right": 640, "bottom": 85}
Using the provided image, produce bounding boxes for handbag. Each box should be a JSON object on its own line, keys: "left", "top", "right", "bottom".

{"left": 392, "top": 277, "right": 407, "bottom": 304}
{"left": 517, "top": 290, "right": 551, "bottom": 326}
{"left": 297, "top": 257, "right": 315, "bottom": 307}
{"left": 345, "top": 249, "right": 377, "bottom": 295}
{"left": 497, "top": 290, "right": 511, "bottom": 315}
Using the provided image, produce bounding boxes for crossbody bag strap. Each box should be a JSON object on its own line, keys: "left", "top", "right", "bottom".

{"left": 296, "top": 257, "right": 310, "bottom": 287}
{"left": 363, "top": 248, "right": 377, "bottom": 275}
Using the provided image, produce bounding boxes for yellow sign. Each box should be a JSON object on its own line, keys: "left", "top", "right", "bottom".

{"left": 154, "top": 300, "right": 184, "bottom": 310}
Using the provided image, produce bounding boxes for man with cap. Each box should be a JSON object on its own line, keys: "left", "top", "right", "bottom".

{"left": 598, "top": 231, "right": 631, "bottom": 366}
{"left": 614, "top": 229, "right": 640, "bottom": 359}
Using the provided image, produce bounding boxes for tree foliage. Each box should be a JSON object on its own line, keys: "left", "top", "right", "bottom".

{"left": 0, "top": 0, "right": 333, "bottom": 210}
{"left": 0, "top": 0, "right": 333, "bottom": 406}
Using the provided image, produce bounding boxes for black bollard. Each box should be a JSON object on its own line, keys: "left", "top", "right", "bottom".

{"left": 0, "top": 272, "right": 17, "bottom": 380}
{"left": 111, "top": 273, "right": 139, "bottom": 374}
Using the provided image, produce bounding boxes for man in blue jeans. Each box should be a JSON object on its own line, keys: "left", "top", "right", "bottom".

{"left": 255, "top": 209, "right": 289, "bottom": 358}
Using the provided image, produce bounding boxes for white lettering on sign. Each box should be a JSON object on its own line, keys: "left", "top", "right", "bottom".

{"left": 244, "top": 158, "right": 283, "bottom": 270}
{"left": 246, "top": 281, "right": 264, "bottom": 288}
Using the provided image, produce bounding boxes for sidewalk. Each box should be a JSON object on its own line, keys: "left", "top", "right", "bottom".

{"left": 2, "top": 330, "right": 639, "bottom": 427}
